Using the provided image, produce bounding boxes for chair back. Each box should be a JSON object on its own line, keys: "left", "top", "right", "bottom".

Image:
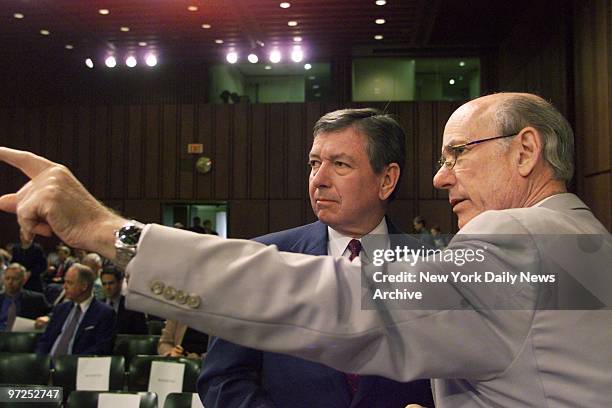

{"left": 163, "top": 392, "right": 202, "bottom": 408}
{"left": 66, "top": 390, "right": 157, "bottom": 408}
{"left": 0, "top": 352, "right": 50, "bottom": 385}
{"left": 0, "top": 331, "right": 40, "bottom": 352}
{"left": 146, "top": 320, "right": 164, "bottom": 335}
{"left": 113, "top": 334, "right": 160, "bottom": 368}
{"left": 52, "top": 355, "right": 125, "bottom": 399}
{"left": 127, "top": 355, "right": 201, "bottom": 392}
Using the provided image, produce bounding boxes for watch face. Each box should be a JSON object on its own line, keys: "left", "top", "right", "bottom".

{"left": 119, "top": 224, "right": 141, "bottom": 246}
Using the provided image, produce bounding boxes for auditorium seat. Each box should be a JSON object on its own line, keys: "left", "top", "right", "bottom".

{"left": 66, "top": 390, "right": 157, "bottom": 408}
{"left": 163, "top": 392, "right": 202, "bottom": 408}
{"left": 146, "top": 320, "right": 164, "bottom": 335}
{"left": 113, "top": 334, "right": 160, "bottom": 368}
{"left": 52, "top": 355, "right": 125, "bottom": 399}
{"left": 0, "top": 331, "right": 40, "bottom": 352}
{"left": 127, "top": 356, "right": 201, "bottom": 392}
{"left": 0, "top": 352, "right": 50, "bottom": 385}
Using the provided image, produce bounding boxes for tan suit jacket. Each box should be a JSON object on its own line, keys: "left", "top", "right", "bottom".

{"left": 126, "top": 194, "right": 612, "bottom": 407}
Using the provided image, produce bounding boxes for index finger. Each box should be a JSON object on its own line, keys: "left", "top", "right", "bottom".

{"left": 0, "top": 147, "right": 57, "bottom": 180}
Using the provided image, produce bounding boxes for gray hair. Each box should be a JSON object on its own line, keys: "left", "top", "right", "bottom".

{"left": 494, "top": 95, "right": 574, "bottom": 183}
{"left": 313, "top": 108, "right": 406, "bottom": 200}
{"left": 6, "top": 263, "right": 26, "bottom": 278}
{"left": 71, "top": 263, "right": 96, "bottom": 289}
{"left": 82, "top": 253, "right": 102, "bottom": 269}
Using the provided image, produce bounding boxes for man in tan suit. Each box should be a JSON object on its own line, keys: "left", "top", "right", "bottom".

{"left": 1, "top": 93, "right": 611, "bottom": 407}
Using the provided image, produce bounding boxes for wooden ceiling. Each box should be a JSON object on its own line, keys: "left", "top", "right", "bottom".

{"left": 0, "top": 0, "right": 530, "bottom": 67}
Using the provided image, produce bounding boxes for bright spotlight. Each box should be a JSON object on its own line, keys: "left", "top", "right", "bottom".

{"left": 105, "top": 56, "right": 117, "bottom": 68}
{"left": 125, "top": 56, "right": 137, "bottom": 68}
{"left": 145, "top": 54, "right": 158, "bottom": 67}
{"left": 304, "top": 63, "right": 312, "bottom": 70}
{"left": 226, "top": 51, "right": 238, "bottom": 64}
{"left": 85, "top": 58, "right": 94, "bottom": 69}
{"left": 247, "top": 53, "right": 259, "bottom": 63}
{"left": 269, "top": 49, "right": 281, "bottom": 63}
{"left": 449, "top": 78, "right": 456, "bottom": 85}
{"left": 290, "top": 46, "right": 303, "bottom": 62}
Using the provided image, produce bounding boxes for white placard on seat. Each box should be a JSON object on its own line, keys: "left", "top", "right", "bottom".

{"left": 192, "top": 392, "right": 205, "bottom": 408}
{"left": 77, "top": 356, "right": 111, "bottom": 391}
{"left": 98, "top": 393, "right": 140, "bottom": 408}
{"left": 148, "top": 361, "right": 185, "bottom": 408}
{"left": 11, "top": 317, "right": 38, "bottom": 332}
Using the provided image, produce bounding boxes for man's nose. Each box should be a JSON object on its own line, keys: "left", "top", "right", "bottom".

{"left": 310, "top": 162, "right": 332, "bottom": 187}
{"left": 433, "top": 165, "right": 455, "bottom": 190}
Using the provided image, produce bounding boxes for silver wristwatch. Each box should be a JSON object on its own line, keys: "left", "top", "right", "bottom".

{"left": 114, "top": 220, "right": 145, "bottom": 270}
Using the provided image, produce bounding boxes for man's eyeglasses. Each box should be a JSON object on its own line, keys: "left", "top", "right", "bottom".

{"left": 437, "top": 133, "right": 518, "bottom": 170}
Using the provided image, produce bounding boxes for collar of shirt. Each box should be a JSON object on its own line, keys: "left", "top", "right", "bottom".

{"left": 327, "top": 217, "right": 389, "bottom": 262}
{"left": 75, "top": 293, "right": 94, "bottom": 315}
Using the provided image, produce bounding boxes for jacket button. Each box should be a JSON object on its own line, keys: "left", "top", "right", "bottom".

{"left": 151, "top": 280, "right": 165, "bottom": 295}
{"left": 176, "top": 290, "right": 187, "bottom": 304}
{"left": 187, "top": 294, "right": 201, "bottom": 309}
{"left": 163, "top": 286, "right": 177, "bottom": 301}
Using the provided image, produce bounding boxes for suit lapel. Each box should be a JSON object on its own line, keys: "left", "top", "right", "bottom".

{"left": 73, "top": 299, "right": 96, "bottom": 349}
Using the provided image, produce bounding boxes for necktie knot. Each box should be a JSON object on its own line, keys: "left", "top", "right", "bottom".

{"left": 347, "top": 239, "right": 362, "bottom": 261}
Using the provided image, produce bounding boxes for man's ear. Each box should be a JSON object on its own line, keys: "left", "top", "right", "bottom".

{"left": 379, "top": 163, "right": 400, "bottom": 200}
{"left": 516, "top": 127, "right": 543, "bottom": 177}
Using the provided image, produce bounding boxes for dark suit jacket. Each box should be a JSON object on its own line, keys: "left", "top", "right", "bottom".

{"left": 0, "top": 289, "right": 51, "bottom": 320}
{"left": 35, "top": 297, "right": 116, "bottom": 355}
{"left": 199, "top": 220, "right": 434, "bottom": 408}
{"left": 101, "top": 295, "right": 148, "bottom": 335}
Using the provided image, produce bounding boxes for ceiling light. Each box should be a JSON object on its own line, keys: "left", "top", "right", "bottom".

{"left": 375, "top": 0, "right": 387, "bottom": 5}
{"left": 226, "top": 51, "right": 238, "bottom": 64}
{"left": 138, "top": 41, "right": 147, "bottom": 47}
{"left": 188, "top": 6, "right": 198, "bottom": 11}
{"left": 287, "top": 21, "right": 298, "bottom": 27}
{"left": 125, "top": 56, "right": 137, "bottom": 67}
{"left": 13, "top": 13, "right": 24, "bottom": 19}
{"left": 65, "top": 44, "right": 74, "bottom": 50}
{"left": 105, "top": 56, "right": 117, "bottom": 68}
{"left": 280, "top": 2, "right": 291, "bottom": 8}
{"left": 85, "top": 58, "right": 94, "bottom": 69}
{"left": 264, "top": 65, "right": 272, "bottom": 70}
{"left": 145, "top": 54, "right": 158, "bottom": 67}
{"left": 291, "top": 46, "right": 303, "bottom": 62}
{"left": 215, "top": 39, "right": 224, "bottom": 44}
{"left": 459, "top": 61, "right": 466, "bottom": 67}
{"left": 375, "top": 18, "right": 386, "bottom": 24}
{"left": 98, "top": 9, "right": 110, "bottom": 15}
{"left": 269, "top": 49, "right": 282, "bottom": 63}
{"left": 304, "top": 63, "right": 312, "bottom": 70}
{"left": 308, "top": 75, "right": 315, "bottom": 80}
{"left": 449, "top": 78, "right": 456, "bottom": 85}
{"left": 120, "top": 26, "right": 130, "bottom": 32}
{"left": 248, "top": 53, "right": 259, "bottom": 63}
{"left": 293, "top": 36, "right": 302, "bottom": 42}
{"left": 374, "top": 35, "right": 384, "bottom": 40}
{"left": 40, "top": 29, "right": 50, "bottom": 36}
{"left": 202, "top": 24, "right": 211, "bottom": 29}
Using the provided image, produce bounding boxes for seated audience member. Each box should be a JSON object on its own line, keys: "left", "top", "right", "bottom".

{"left": 158, "top": 320, "right": 208, "bottom": 359}
{"left": 430, "top": 225, "right": 450, "bottom": 249}
{"left": 0, "top": 263, "right": 51, "bottom": 331}
{"left": 202, "top": 219, "right": 218, "bottom": 235}
{"left": 43, "top": 244, "right": 75, "bottom": 303}
{"left": 35, "top": 263, "right": 115, "bottom": 356}
{"left": 10, "top": 231, "right": 47, "bottom": 293}
{"left": 100, "top": 265, "right": 148, "bottom": 335}
{"left": 413, "top": 215, "right": 435, "bottom": 247}
{"left": 189, "top": 217, "right": 206, "bottom": 234}
{"left": 81, "top": 252, "right": 104, "bottom": 300}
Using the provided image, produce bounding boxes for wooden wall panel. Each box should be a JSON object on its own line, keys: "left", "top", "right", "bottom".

{"left": 59, "top": 106, "right": 77, "bottom": 170}
{"left": 213, "top": 105, "right": 231, "bottom": 199}
{"left": 127, "top": 105, "right": 143, "bottom": 199}
{"left": 143, "top": 104, "right": 161, "bottom": 199}
{"left": 110, "top": 105, "right": 126, "bottom": 200}
{"left": 396, "top": 103, "right": 417, "bottom": 200}
{"left": 44, "top": 106, "right": 61, "bottom": 163}
{"left": 196, "top": 104, "right": 213, "bottom": 199}
{"left": 268, "top": 105, "right": 286, "bottom": 199}
{"left": 161, "top": 104, "right": 178, "bottom": 199}
{"left": 75, "top": 106, "right": 92, "bottom": 190}
{"left": 269, "top": 200, "right": 304, "bottom": 233}
{"left": 179, "top": 104, "right": 195, "bottom": 200}
{"left": 92, "top": 106, "right": 109, "bottom": 198}
{"left": 416, "top": 102, "right": 435, "bottom": 200}
{"left": 231, "top": 103, "right": 249, "bottom": 199}
{"left": 229, "top": 200, "right": 268, "bottom": 239}
{"left": 286, "top": 105, "right": 306, "bottom": 200}
{"left": 250, "top": 104, "right": 268, "bottom": 199}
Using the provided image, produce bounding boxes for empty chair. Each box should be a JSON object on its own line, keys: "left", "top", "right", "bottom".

{"left": 66, "top": 390, "right": 157, "bottom": 408}
{"left": 146, "top": 320, "right": 164, "bottom": 335}
{"left": 0, "top": 331, "right": 40, "bottom": 352}
{"left": 163, "top": 392, "right": 202, "bottom": 408}
{"left": 52, "top": 355, "right": 125, "bottom": 399}
{"left": 113, "top": 334, "right": 159, "bottom": 368}
{"left": 127, "top": 355, "right": 201, "bottom": 392}
{"left": 0, "top": 352, "right": 50, "bottom": 385}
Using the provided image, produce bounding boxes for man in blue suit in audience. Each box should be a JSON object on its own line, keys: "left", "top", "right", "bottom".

{"left": 36, "top": 263, "right": 115, "bottom": 356}
{"left": 199, "top": 109, "right": 434, "bottom": 407}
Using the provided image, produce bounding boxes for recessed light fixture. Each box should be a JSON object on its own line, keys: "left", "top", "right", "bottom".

{"left": 280, "top": 2, "right": 291, "bottom": 8}
{"left": 449, "top": 78, "right": 456, "bottom": 85}
{"left": 126, "top": 56, "right": 137, "bottom": 67}
{"left": 226, "top": 51, "right": 238, "bottom": 64}
{"left": 138, "top": 41, "right": 147, "bottom": 47}
{"left": 459, "top": 61, "right": 466, "bottom": 67}
{"left": 202, "top": 23, "right": 211, "bottom": 29}
{"left": 269, "top": 49, "right": 282, "bottom": 63}
{"left": 105, "top": 56, "right": 117, "bottom": 68}
{"left": 13, "top": 13, "right": 24, "bottom": 19}
{"left": 120, "top": 26, "right": 130, "bottom": 32}
{"left": 145, "top": 54, "right": 158, "bottom": 67}
{"left": 99, "top": 9, "right": 110, "bottom": 15}
{"left": 188, "top": 6, "right": 198, "bottom": 11}
{"left": 293, "top": 36, "right": 302, "bottom": 42}
{"left": 264, "top": 65, "right": 272, "bottom": 70}
{"left": 215, "top": 39, "right": 224, "bottom": 44}
{"left": 248, "top": 53, "right": 259, "bottom": 63}
{"left": 304, "top": 63, "right": 312, "bottom": 70}
{"left": 291, "top": 46, "right": 303, "bottom": 62}
{"left": 65, "top": 44, "right": 74, "bottom": 50}
{"left": 308, "top": 75, "right": 315, "bottom": 80}
{"left": 375, "top": 18, "right": 386, "bottom": 24}
{"left": 40, "top": 29, "right": 50, "bottom": 36}
{"left": 374, "top": 34, "right": 383, "bottom": 40}
{"left": 375, "top": 0, "right": 387, "bottom": 5}
{"left": 287, "top": 21, "right": 298, "bottom": 27}
{"left": 85, "top": 58, "right": 94, "bottom": 68}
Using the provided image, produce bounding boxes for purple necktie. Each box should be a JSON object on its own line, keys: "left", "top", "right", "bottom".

{"left": 347, "top": 239, "right": 362, "bottom": 261}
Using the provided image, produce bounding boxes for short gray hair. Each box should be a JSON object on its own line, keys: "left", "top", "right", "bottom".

{"left": 494, "top": 95, "right": 574, "bottom": 183}
{"left": 313, "top": 108, "right": 406, "bottom": 200}
{"left": 71, "top": 263, "right": 96, "bottom": 289}
{"left": 6, "top": 263, "right": 26, "bottom": 278}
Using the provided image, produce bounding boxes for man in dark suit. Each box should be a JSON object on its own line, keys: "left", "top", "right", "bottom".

{"left": 10, "top": 232, "right": 47, "bottom": 293}
{"left": 100, "top": 265, "right": 148, "bottom": 335}
{"left": 199, "top": 109, "right": 433, "bottom": 407}
{"left": 35, "top": 263, "right": 115, "bottom": 356}
{"left": 0, "top": 263, "right": 50, "bottom": 331}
